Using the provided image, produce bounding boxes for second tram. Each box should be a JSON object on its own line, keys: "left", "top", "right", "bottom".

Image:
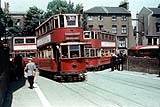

{"left": 10, "top": 36, "right": 37, "bottom": 64}
{"left": 35, "top": 14, "right": 86, "bottom": 81}
{"left": 83, "top": 30, "right": 116, "bottom": 71}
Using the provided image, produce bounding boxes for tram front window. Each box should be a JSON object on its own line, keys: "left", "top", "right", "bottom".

{"left": 61, "top": 45, "right": 68, "bottom": 58}
{"left": 66, "top": 16, "right": 76, "bottom": 26}
{"left": 70, "top": 45, "right": 79, "bottom": 58}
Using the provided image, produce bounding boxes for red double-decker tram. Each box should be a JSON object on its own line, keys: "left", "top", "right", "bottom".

{"left": 10, "top": 36, "right": 37, "bottom": 64}
{"left": 83, "top": 30, "right": 116, "bottom": 71}
{"left": 35, "top": 14, "right": 86, "bottom": 81}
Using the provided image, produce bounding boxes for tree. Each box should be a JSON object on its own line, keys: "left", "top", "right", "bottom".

{"left": 158, "top": 4, "right": 160, "bottom": 8}
{"left": 22, "top": 6, "right": 44, "bottom": 36}
{"left": 46, "top": 0, "right": 68, "bottom": 17}
{"left": 75, "top": 3, "right": 83, "bottom": 14}
{"left": 119, "top": 0, "right": 129, "bottom": 10}
{"left": 0, "top": 8, "right": 6, "bottom": 38}
{"left": 45, "top": 0, "right": 84, "bottom": 18}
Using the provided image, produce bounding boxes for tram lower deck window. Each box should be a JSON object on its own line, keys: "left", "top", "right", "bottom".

{"left": 70, "top": 45, "right": 79, "bottom": 58}
{"left": 61, "top": 46, "right": 68, "bottom": 58}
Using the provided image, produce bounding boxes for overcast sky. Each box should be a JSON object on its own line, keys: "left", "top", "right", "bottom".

{"left": 1, "top": 0, "right": 159, "bottom": 24}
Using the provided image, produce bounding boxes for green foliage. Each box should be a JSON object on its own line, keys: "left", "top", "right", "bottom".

{"left": 46, "top": 0, "right": 84, "bottom": 18}
{"left": 7, "top": 26, "right": 23, "bottom": 37}
{"left": 0, "top": 8, "right": 6, "bottom": 37}
{"left": 75, "top": 4, "right": 83, "bottom": 14}
{"left": 158, "top": 4, "right": 160, "bottom": 8}
{"left": 23, "top": 6, "right": 44, "bottom": 36}
{"left": 47, "top": 0, "right": 68, "bottom": 16}
{"left": 119, "top": 0, "right": 129, "bottom": 10}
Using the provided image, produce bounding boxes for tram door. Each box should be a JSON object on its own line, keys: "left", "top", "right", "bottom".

{"left": 52, "top": 43, "right": 61, "bottom": 72}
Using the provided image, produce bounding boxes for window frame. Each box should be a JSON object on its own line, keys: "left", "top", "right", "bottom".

{"left": 121, "top": 25, "right": 127, "bottom": 34}
{"left": 112, "top": 15, "right": 117, "bottom": 21}
{"left": 112, "top": 25, "right": 117, "bottom": 34}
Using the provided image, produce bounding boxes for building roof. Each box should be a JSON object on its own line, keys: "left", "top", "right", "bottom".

{"left": 149, "top": 8, "right": 160, "bottom": 15}
{"left": 85, "top": 6, "right": 131, "bottom": 15}
{"left": 9, "top": 11, "right": 27, "bottom": 16}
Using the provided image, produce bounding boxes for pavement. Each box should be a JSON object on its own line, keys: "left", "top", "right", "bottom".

{"left": 3, "top": 77, "right": 43, "bottom": 107}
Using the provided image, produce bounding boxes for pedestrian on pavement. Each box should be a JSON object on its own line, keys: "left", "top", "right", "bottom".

{"left": 116, "top": 54, "right": 120, "bottom": 71}
{"left": 119, "top": 53, "right": 124, "bottom": 71}
{"left": 24, "top": 57, "right": 37, "bottom": 89}
{"left": 110, "top": 53, "right": 117, "bottom": 71}
{"left": 14, "top": 54, "right": 24, "bottom": 80}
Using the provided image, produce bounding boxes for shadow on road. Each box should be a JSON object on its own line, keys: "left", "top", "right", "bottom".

{"left": 2, "top": 77, "right": 26, "bottom": 107}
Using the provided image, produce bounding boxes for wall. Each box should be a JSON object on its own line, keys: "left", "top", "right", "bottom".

{"left": 125, "top": 56, "right": 160, "bottom": 74}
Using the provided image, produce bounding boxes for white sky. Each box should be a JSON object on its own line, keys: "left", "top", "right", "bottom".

{"left": 1, "top": 0, "right": 159, "bottom": 26}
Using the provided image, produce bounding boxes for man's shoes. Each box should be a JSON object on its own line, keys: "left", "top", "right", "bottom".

{"left": 29, "top": 86, "right": 34, "bottom": 89}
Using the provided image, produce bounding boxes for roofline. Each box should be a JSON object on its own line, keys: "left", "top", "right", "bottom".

{"left": 9, "top": 11, "right": 27, "bottom": 15}
{"left": 85, "top": 6, "right": 131, "bottom": 14}
{"left": 35, "top": 13, "right": 80, "bottom": 30}
{"left": 85, "top": 12, "right": 131, "bottom": 16}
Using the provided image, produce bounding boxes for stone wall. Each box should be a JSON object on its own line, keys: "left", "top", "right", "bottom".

{"left": 125, "top": 56, "right": 160, "bottom": 74}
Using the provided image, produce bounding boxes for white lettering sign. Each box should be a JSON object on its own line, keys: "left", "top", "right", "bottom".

{"left": 101, "top": 42, "right": 115, "bottom": 47}
{"left": 37, "top": 34, "right": 51, "bottom": 46}
{"left": 14, "top": 45, "right": 37, "bottom": 51}
{"left": 65, "top": 32, "right": 80, "bottom": 36}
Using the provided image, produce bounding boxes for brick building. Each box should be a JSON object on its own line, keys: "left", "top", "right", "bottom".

{"left": 137, "top": 7, "right": 160, "bottom": 46}
{"left": 84, "top": 6, "right": 134, "bottom": 54}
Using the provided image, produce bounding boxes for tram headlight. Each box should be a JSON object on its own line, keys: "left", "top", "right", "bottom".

{"left": 72, "top": 63, "right": 77, "bottom": 68}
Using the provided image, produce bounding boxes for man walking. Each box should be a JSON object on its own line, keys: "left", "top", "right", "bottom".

{"left": 110, "top": 53, "right": 117, "bottom": 71}
{"left": 24, "top": 58, "right": 37, "bottom": 89}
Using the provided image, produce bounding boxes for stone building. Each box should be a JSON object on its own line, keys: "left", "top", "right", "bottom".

{"left": 8, "top": 11, "right": 26, "bottom": 29}
{"left": 137, "top": 7, "right": 160, "bottom": 46}
{"left": 84, "top": 6, "right": 134, "bottom": 54}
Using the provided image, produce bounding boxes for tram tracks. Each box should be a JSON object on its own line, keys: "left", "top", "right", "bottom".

{"left": 113, "top": 71, "right": 160, "bottom": 87}
{"left": 61, "top": 82, "right": 146, "bottom": 107}
{"left": 92, "top": 72, "right": 160, "bottom": 94}
{"left": 59, "top": 71, "right": 160, "bottom": 107}
{"left": 60, "top": 83, "right": 102, "bottom": 107}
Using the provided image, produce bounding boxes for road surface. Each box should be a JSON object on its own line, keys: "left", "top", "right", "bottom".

{"left": 3, "top": 69, "right": 160, "bottom": 107}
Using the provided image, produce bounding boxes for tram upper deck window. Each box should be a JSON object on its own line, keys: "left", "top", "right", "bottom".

{"left": 91, "top": 31, "right": 94, "bottom": 39}
{"left": 70, "top": 45, "right": 79, "bottom": 58}
{"left": 15, "top": 38, "right": 24, "bottom": 44}
{"left": 95, "top": 32, "right": 98, "bottom": 39}
{"left": 54, "top": 16, "right": 59, "bottom": 28}
{"left": 60, "top": 15, "right": 64, "bottom": 27}
{"left": 84, "top": 32, "right": 90, "bottom": 39}
{"left": 26, "top": 38, "right": 35, "bottom": 43}
{"left": 66, "top": 15, "right": 76, "bottom": 26}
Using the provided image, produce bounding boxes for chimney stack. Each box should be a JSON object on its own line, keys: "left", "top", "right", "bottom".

{"left": 4, "top": 2, "right": 9, "bottom": 13}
